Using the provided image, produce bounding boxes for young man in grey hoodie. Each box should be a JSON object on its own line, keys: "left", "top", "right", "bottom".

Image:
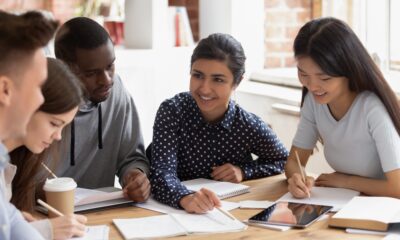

{"left": 53, "top": 17, "right": 150, "bottom": 202}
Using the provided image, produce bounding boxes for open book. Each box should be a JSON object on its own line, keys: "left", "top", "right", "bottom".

{"left": 329, "top": 196, "right": 400, "bottom": 231}
{"left": 182, "top": 178, "right": 250, "bottom": 199}
{"left": 113, "top": 209, "right": 247, "bottom": 239}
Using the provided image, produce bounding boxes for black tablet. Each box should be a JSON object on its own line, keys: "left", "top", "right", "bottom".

{"left": 248, "top": 201, "right": 332, "bottom": 228}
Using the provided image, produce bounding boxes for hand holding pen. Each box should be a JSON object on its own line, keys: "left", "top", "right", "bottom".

{"left": 287, "top": 151, "right": 314, "bottom": 199}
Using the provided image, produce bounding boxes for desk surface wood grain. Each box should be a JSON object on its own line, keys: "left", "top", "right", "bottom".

{"left": 83, "top": 174, "right": 381, "bottom": 240}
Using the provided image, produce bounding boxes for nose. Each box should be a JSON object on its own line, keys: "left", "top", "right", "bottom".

{"left": 52, "top": 128, "right": 62, "bottom": 141}
{"left": 97, "top": 70, "right": 112, "bottom": 86}
{"left": 304, "top": 77, "right": 319, "bottom": 91}
{"left": 199, "top": 79, "right": 212, "bottom": 94}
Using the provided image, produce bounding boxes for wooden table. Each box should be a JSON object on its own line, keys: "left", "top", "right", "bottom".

{"left": 84, "top": 174, "right": 382, "bottom": 240}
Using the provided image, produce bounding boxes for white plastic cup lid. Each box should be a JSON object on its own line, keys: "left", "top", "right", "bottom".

{"left": 43, "top": 177, "right": 77, "bottom": 192}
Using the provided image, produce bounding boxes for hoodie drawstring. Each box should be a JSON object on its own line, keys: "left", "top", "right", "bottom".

{"left": 70, "top": 119, "right": 75, "bottom": 166}
{"left": 69, "top": 103, "right": 103, "bottom": 166}
{"left": 98, "top": 103, "right": 103, "bottom": 149}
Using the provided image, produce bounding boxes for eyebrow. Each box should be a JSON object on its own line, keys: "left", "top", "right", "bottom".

{"left": 83, "top": 58, "right": 116, "bottom": 73}
{"left": 191, "top": 69, "right": 227, "bottom": 78}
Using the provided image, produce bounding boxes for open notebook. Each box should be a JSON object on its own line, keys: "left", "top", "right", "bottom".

{"left": 182, "top": 178, "right": 250, "bottom": 199}
{"left": 113, "top": 209, "right": 247, "bottom": 239}
{"left": 277, "top": 187, "right": 359, "bottom": 212}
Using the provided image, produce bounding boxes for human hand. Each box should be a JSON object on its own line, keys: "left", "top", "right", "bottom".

{"left": 315, "top": 172, "right": 350, "bottom": 188}
{"left": 179, "top": 188, "right": 221, "bottom": 214}
{"left": 50, "top": 214, "right": 87, "bottom": 240}
{"left": 211, "top": 163, "right": 243, "bottom": 183}
{"left": 123, "top": 169, "right": 151, "bottom": 202}
{"left": 287, "top": 173, "right": 314, "bottom": 198}
{"left": 21, "top": 211, "right": 37, "bottom": 222}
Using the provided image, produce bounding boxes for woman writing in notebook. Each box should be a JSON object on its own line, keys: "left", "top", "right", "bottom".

{"left": 285, "top": 17, "right": 400, "bottom": 198}
{"left": 150, "top": 33, "right": 288, "bottom": 213}
{"left": 3, "top": 58, "right": 87, "bottom": 239}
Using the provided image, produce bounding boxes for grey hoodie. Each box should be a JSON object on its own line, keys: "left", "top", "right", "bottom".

{"left": 54, "top": 75, "right": 149, "bottom": 188}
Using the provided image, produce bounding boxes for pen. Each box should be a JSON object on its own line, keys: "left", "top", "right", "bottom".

{"left": 41, "top": 162, "right": 58, "bottom": 179}
{"left": 216, "top": 207, "right": 236, "bottom": 221}
{"left": 37, "top": 199, "right": 64, "bottom": 217}
{"left": 295, "top": 150, "right": 310, "bottom": 198}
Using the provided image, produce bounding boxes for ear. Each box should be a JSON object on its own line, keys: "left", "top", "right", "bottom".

{"left": 0, "top": 75, "right": 13, "bottom": 107}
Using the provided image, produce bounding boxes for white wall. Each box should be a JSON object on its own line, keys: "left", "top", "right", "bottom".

{"left": 199, "top": 0, "right": 265, "bottom": 78}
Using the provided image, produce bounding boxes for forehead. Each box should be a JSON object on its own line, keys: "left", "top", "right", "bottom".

{"left": 192, "top": 59, "right": 231, "bottom": 74}
{"left": 296, "top": 56, "right": 324, "bottom": 73}
{"left": 74, "top": 40, "right": 115, "bottom": 70}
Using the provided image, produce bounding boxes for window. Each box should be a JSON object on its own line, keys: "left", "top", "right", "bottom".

{"left": 321, "top": 0, "right": 400, "bottom": 76}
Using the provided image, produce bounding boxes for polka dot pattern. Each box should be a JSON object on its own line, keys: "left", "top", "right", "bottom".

{"left": 150, "top": 92, "right": 288, "bottom": 208}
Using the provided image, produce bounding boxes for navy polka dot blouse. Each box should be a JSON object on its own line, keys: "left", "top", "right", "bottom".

{"left": 150, "top": 92, "right": 288, "bottom": 208}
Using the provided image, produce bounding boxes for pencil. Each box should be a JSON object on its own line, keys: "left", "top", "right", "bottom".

{"left": 216, "top": 207, "right": 236, "bottom": 221}
{"left": 41, "top": 162, "right": 57, "bottom": 179}
{"left": 295, "top": 150, "right": 310, "bottom": 198}
{"left": 37, "top": 199, "right": 64, "bottom": 217}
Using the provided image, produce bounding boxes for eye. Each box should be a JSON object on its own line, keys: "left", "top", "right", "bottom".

{"left": 50, "top": 122, "right": 58, "bottom": 127}
{"left": 213, "top": 77, "right": 224, "bottom": 83}
{"left": 107, "top": 63, "right": 115, "bottom": 71}
{"left": 321, "top": 77, "right": 332, "bottom": 81}
{"left": 191, "top": 73, "right": 202, "bottom": 79}
{"left": 84, "top": 72, "right": 96, "bottom": 78}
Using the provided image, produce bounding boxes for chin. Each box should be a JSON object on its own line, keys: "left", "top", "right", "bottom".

{"left": 31, "top": 147, "right": 44, "bottom": 154}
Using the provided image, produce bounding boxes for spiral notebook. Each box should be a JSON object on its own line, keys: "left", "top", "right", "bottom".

{"left": 182, "top": 178, "right": 250, "bottom": 199}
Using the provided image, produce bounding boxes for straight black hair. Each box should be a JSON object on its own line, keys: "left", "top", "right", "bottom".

{"left": 294, "top": 17, "right": 400, "bottom": 135}
{"left": 191, "top": 33, "right": 246, "bottom": 85}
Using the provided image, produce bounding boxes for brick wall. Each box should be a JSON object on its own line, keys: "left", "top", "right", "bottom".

{"left": 264, "top": 0, "right": 312, "bottom": 68}
{"left": 0, "top": 0, "right": 83, "bottom": 24}
{"left": 1, "top": 0, "right": 313, "bottom": 68}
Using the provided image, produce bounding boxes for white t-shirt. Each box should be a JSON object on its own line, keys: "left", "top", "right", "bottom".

{"left": 293, "top": 91, "right": 400, "bottom": 179}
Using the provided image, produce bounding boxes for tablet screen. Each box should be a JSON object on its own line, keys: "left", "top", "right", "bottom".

{"left": 248, "top": 201, "right": 332, "bottom": 228}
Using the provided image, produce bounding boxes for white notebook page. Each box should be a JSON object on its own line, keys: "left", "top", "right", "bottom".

{"left": 182, "top": 178, "right": 250, "bottom": 199}
{"left": 277, "top": 187, "right": 359, "bottom": 211}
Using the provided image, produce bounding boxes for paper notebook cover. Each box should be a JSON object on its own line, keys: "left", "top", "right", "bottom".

{"left": 182, "top": 178, "right": 250, "bottom": 199}
{"left": 329, "top": 196, "right": 400, "bottom": 231}
{"left": 113, "top": 209, "right": 247, "bottom": 239}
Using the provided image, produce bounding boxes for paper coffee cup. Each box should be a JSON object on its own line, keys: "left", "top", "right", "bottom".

{"left": 43, "top": 177, "right": 77, "bottom": 218}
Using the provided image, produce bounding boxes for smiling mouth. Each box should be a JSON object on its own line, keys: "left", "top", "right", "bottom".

{"left": 313, "top": 92, "right": 327, "bottom": 96}
{"left": 199, "top": 95, "right": 214, "bottom": 101}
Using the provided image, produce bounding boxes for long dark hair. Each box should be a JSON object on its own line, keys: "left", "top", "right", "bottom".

{"left": 10, "top": 58, "right": 83, "bottom": 211}
{"left": 294, "top": 17, "right": 400, "bottom": 135}
{"left": 191, "top": 33, "right": 246, "bottom": 85}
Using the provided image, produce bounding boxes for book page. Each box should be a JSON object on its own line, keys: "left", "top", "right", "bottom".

{"left": 333, "top": 196, "right": 400, "bottom": 223}
{"left": 277, "top": 187, "right": 359, "bottom": 211}
{"left": 182, "top": 178, "right": 250, "bottom": 199}
{"left": 135, "top": 197, "right": 239, "bottom": 214}
{"left": 113, "top": 215, "right": 187, "bottom": 239}
{"left": 69, "top": 225, "right": 110, "bottom": 240}
{"left": 170, "top": 209, "right": 247, "bottom": 234}
{"left": 75, "top": 188, "right": 124, "bottom": 206}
